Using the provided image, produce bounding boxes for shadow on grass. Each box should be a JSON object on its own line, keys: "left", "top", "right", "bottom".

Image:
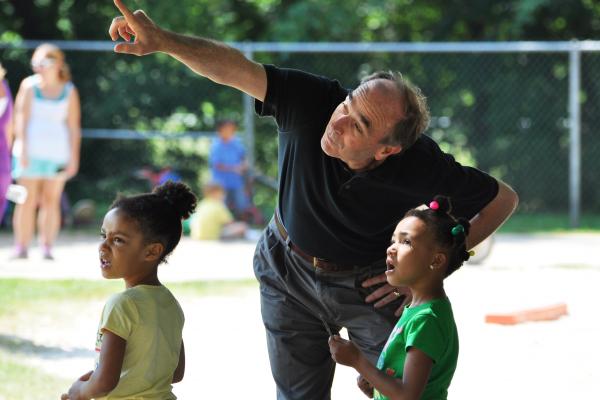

{"left": 0, "top": 333, "right": 93, "bottom": 359}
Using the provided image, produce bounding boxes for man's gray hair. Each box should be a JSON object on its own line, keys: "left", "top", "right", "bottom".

{"left": 361, "top": 71, "right": 430, "bottom": 150}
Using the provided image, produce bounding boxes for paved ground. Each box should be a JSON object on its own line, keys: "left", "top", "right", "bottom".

{"left": 1, "top": 232, "right": 599, "bottom": 399}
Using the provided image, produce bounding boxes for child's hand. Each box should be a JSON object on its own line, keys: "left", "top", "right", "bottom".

{"left": 357, "top": 374, "right": 374, "bottom": 398}
{"left": 63, "top": 381, "right": 86, "bottom": 400}
{"left": 62, "top": 370, "right": 93, "bottom": 400}
{"left": 328, "top": 335, "right": 361, "bottom": 367}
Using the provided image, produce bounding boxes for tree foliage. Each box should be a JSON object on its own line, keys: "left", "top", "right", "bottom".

{"left": 1, "top": 0, "right": 599, "bottom": 214}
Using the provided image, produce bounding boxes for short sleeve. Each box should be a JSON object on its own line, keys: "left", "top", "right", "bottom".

{"left": 404, "top": 314, "right": 446, "bottom": 364}
{"left": 403, "top": 136, "right": 499, "bottom": 219}
{"left": 254, "top": 64, "right": 347, "bottom": 132}
{"left": 438, "top": 155, "right": 499, "bottom": 219}
{"left": 100, "top": 293, "right": 139, "bottom": 341}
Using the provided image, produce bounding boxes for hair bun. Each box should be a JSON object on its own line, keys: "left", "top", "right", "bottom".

{"left": 432, "top": 195, "right": 452, "bottom": 214}
{"left": 153, "top": 181, "right": 197, "bottom": 220}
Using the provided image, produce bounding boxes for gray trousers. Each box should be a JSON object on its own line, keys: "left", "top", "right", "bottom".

{"left": 253, "top": 219, "right": 401, "bottom": 400}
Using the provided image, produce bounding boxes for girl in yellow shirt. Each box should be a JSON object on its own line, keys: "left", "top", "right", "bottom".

{"left": 62, "top": 181, "right": 197, "bottom": 400}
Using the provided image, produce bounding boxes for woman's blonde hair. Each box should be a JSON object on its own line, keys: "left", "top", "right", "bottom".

{"left": 32, "top": 43, "right": 71, "bottom": 82}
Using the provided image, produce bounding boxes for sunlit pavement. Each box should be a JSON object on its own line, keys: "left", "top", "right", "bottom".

{"left": 1, "top": 233, "right": 599, "bottom": 399}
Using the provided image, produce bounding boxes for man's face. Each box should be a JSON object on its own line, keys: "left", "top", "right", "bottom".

{"left": 321, "top": 79, "right": 404, "bottom": 170}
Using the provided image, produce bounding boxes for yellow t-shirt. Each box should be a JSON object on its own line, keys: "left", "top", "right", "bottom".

{"left": 94, "top": 285, "right": 184, "bottom": 400}
{"left": 190, "top": 198, "right": 233, "bottom": 240}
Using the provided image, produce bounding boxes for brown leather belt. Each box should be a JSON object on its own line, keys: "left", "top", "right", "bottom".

{"left": 274, "top": 211, "right": 356, "bottom": 272}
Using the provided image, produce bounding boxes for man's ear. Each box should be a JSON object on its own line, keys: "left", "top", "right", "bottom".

{"left": 375, "top": 145, "right": 402, "bottom": 160}
{"left": 144, "top": 242, "right": 164, "bottom": 262}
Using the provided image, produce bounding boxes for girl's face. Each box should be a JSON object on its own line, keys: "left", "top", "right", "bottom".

{"left": 99, "top": 208, "right": 159, "bottom": 287}
{"left": 385, "top": 216, "right": 440, "bottom": 287}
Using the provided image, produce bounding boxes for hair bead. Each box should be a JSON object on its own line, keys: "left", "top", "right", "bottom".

{"left": 451, "top": 224, "right": 465, "bottom": 236}
{"left": 429, "top": 200, "right": 439, "bottom": 210}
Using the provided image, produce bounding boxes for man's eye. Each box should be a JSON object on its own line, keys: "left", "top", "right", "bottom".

{"left": 100, "top": 233, "right": 106, "bottom": 239}
{"left": 113, "top": 237, "right": 124, "bottom": 244}
{"left": 402, "top": 239, "right": 411, "bottom": 245}
{"left": 354, "top": 122, "right": 362, "bottom": 133}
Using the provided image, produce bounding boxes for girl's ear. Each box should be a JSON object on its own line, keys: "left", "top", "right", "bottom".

{"left": 144, "top": 242, "right": 164, "bottom": 262}
{"left": 430, "top": 252, "right": 447, "bottom": 271}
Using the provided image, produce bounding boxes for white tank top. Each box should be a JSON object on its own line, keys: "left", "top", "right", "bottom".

{"left": 13, "top": 75, "right": 73, "bottom": 164}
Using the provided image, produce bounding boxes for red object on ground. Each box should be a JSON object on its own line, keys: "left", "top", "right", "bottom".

{"left": 485, "top": 303, "right": 568, "bottom": 325}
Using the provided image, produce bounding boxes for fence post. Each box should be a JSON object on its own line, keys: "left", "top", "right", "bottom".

{"left": 242, "top": 46, "right": 256, "bottom": 171}
{"left": 568, "top": 42, "right": 581, "bottom": 228}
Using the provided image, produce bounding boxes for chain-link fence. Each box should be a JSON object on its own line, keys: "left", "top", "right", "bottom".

{"left": 0, "top": 41, "right": 597, "bottom": 226}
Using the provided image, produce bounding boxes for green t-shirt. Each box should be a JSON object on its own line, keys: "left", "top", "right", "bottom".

{"left": 374, "top": 297, "right": 458, "bottom": 400}
{"left": 94, "top": 285, "right": 184, "bottom": 399}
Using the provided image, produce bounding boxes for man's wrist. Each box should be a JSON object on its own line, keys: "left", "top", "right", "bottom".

{"left": 156, "top": 28, "right": 172, "bottom": 54}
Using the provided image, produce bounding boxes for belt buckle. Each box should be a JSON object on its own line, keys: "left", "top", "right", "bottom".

{"left": 312, "top": 257, "right": 318, "bottom": 268}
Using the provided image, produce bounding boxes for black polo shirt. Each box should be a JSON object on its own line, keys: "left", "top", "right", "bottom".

{"left": 255, "top": 64, "right": 499, "bottom": 266}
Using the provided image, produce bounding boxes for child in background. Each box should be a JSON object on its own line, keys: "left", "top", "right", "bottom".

{"left": 329, "top": 196, "right": 472, "bottom": 400}
{"left": 62, "top": 181, "right": 197, "bottom": 400}
{"left": 190, "top": 181, "right": 247, "bottom": 240}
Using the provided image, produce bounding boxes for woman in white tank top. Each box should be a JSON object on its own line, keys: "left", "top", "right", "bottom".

{"left": 11, "top": 43, "right": 81, "bottom": 260}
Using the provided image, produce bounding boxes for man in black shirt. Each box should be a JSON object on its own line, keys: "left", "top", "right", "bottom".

{"left": 109, "top": 2, "right": 519, "bottom": 399}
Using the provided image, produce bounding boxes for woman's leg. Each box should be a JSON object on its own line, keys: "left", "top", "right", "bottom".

{"left": 38, "top": 177, "right": 66, "bottom": 259}
{"left": 12, "top": 178, "right": 41, "bottom": 257}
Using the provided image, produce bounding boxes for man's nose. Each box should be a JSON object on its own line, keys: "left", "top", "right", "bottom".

{"left": 332, "top": 114, "right": 350, "bottom": 135}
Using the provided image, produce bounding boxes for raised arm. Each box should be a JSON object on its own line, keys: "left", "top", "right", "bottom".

{"left": 108, "top": 0, "right": 267, "bottom": 101}
{"left": 466, "top": 180, "right": 518, "bottom": 249}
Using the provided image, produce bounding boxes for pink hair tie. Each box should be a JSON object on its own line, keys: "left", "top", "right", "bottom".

{"left": 429, "top": 200, "right": 439, "bottom": 210}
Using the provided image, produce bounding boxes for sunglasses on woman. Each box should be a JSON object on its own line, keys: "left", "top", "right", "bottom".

{"left": 31, "top": 58, "right": 56, "bottom": 70}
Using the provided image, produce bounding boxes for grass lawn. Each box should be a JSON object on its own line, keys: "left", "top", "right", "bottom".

{"left": 498, "top": 213, "right": 600, "bottom": 233}
{"left": 0, "top": 278, "right": 257, "bottom": 400}
{"left": 0, "top": 351, "right": 72, "bottom": 400}
{"left": 0, "top": 278, "right": 257, "bottom": 316}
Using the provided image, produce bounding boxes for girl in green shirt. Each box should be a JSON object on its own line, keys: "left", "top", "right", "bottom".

{"left": 329, "top": 195, "right": 474, "bottom": 400}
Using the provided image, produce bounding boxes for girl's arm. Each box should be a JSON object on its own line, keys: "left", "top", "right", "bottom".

{"left": 354, "top": 347, "right": 432, "bottom": 400}
{"left": 64, "top": 86, "right": 81, "bottom": 178}
{"left": 329, "top": 336, "right": 432, "bottom": 400}
{"left": 172, "top": 340, "right": 185, "bottom": 383}
{"left": 64, "top": 330, "right": 126, "bottom": 400}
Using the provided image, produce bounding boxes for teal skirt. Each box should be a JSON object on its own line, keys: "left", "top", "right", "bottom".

{"left": 12, "top": 157, "right": 66, "bottom": 179}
